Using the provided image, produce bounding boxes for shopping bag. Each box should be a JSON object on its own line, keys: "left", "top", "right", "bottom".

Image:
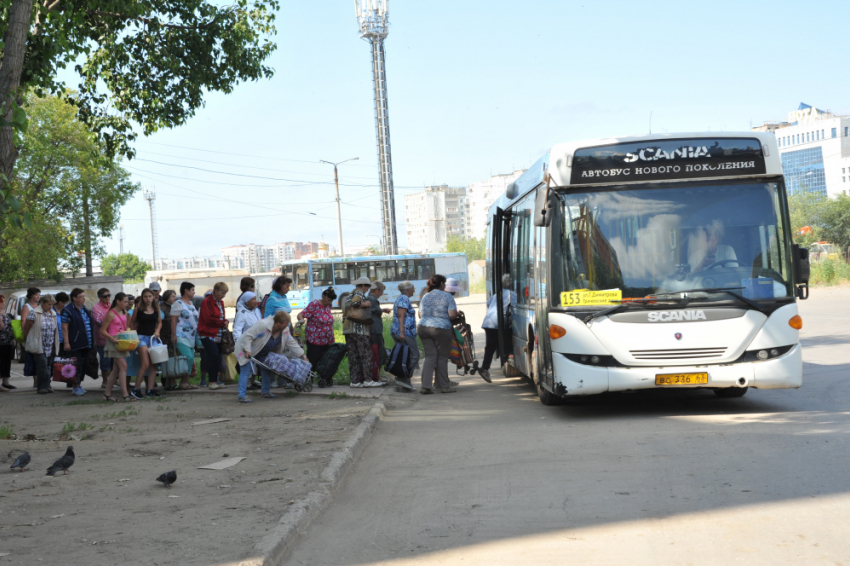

{"left": 449, "top": 334, "right": 463, "bottom": 368}
{"left": 11, "top": 319, "right": 24, "bottom": 342}
{"left": 264, "top": 352, "right": 311, "bottom": 384}
{"left": 219, "top": 329, "right": 235, "bottom": 355}
{"left": 52, "top": 357, "right": 78, "bottom": 384}
{"left": 163, "top": 354, "right": 190, "bottom": 379}
{"left": 220, "top": 352, "right": 239, "bottom": 383}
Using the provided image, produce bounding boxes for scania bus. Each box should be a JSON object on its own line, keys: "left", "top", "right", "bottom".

{"left": 486, "top": 132, "right": 810, "bottom": 405}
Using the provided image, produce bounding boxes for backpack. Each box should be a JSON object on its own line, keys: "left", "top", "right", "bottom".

{"left": 385, "top": 341, "right": 413, "bottom": 380}
{"left": 315, "top": 343, "right": 348, "bottom": 382}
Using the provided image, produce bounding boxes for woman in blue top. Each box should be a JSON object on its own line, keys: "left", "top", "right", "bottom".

{"left": 417, "top": 274, "right": 459, "bottom": 394}
{"left": 263, "top": 277, "right": 292, "bottom": 318}
{"left": 391, "top": 281, "right": 420, "bottom": 385}
{"left": 60, "top": 288, "right": 94, "bottom": 396}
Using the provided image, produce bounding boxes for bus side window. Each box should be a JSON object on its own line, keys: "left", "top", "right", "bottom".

{"left": 376, "top": 261, "right": 397, "bottom": 282}
{"left": 313, "top": 265, "right": 333, "bottom": 287}
{"left": 333, "top": 263, "right": 351, "bottom": 284}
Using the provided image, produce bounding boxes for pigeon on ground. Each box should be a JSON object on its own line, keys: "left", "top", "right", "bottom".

{"left": 156, "top": 470, "right": 177, "bottom": 488}
{"left": 46, "top": 446, "right": 75, "bottom": 476}
{"left": 10, "top": 452, "right": 31, "bottom": 471}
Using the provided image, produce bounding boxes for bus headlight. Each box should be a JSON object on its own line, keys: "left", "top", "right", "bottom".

{"left": 742, "top": 345, "right": 794, "bottom": 363}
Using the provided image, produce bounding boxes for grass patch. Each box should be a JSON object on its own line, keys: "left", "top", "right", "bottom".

{"left": 61, "top": 422, "right": 94, "bottom": 434}
{"left": 0, "top": 425, "right": 15, "bottom": 439}
{"left": 328, "top": 391, "right": 350, "bottom": 400}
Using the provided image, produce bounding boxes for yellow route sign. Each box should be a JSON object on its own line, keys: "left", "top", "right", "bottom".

{"left": 560, "top": 289, "right": 622, "bottom": 307}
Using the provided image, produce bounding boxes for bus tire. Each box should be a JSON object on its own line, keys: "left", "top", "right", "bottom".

{"left": 532, "top": 351, "right": 561, "bottom": 406}
{"left": 714, "top": 386, "right": 748, "bottom": 398}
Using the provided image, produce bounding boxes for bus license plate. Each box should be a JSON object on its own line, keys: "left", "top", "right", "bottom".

{"left": 655, "top": 372, "right": 708, "bottom": 386}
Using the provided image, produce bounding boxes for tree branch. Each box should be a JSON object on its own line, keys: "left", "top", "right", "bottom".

{"left": 90, "top": 10, "right": 221, "bottom": 30}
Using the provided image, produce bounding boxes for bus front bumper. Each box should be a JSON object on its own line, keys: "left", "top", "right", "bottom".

{"left": 550, "top": 344, "right": 802, "bottom": 396}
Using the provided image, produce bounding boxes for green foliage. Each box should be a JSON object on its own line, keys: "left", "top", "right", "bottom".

{"left": 819, "top": 194, "right": 850, "bottom": 254}
{"left": 0, "top": 94, "right": 138, "bottom": 281}
{"left": 788, "top": 192, "right": 827, "bottom": 247}
{"left": 101, "top": 252, "right": 150, "bottom": 283}
{"left": 0, "top": 425, "right": 14, "bottom": 440}
{"left": 443, "top": 235, "right": 485, "bottom": 262}
{"left": 788, "top": 192, "right": 850, "bottom": 257}
{"left": 2, "top": 0, "right": 279, "bottom": 161}
{"left": 810, "top": 258, "right": 850, "bottom": 286}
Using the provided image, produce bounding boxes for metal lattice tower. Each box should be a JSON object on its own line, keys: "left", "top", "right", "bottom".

{"left": 356, "top": 0, "right": 398, "bottom": 255}
{"left": 143, "top": 188, "right": 158, "bottom": 268}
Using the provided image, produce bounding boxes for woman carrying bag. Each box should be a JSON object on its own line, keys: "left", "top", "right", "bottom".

{"left": 342, "top": 277, "right": 380, "bottom": 388}
{"left": 60, "top": 288, "right": 94, "bottom": 396}
{"left": 99, "top": 292, "right": 133, "bottom": 402}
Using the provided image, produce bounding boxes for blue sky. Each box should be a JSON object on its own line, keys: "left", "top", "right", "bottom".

{"left": 107, "top": 0, "right": 850, "bottom": 261}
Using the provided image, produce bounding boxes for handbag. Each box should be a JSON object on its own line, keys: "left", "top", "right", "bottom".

{"left": 345, "top": 297, "right": 373, "bottom": 325}
{"left": 163, "top": 354, "right": 190, "bottom": 379}
{"left": 219, "top": 329, "right": 235, "bottom": 355}
{"left": 85, "top": 348, "right": 99, "bottom": 378}
{"left": 11, "top": 319, "right": 24, "bottom": 342}
{"left": 52, "top": 357, "right": 79, "bottom": 384}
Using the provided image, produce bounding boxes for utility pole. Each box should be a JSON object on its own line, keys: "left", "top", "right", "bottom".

{"left": 82, "top": 184, "right": 93, "bottom": 277}
{"left": 118, "top": 224, "right": 124, "bottom": 255}
{"left": 143, "top": 188, "right": 158, "bottom": 269}
{"left": 356, "top": 0, "right": 398, "bottom": 255}
{"left": 320, "top": 157, "right": 359, "bottom": 257}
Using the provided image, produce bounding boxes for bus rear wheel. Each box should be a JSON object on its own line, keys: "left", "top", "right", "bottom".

{"left": 532, "top": 351, "right": 561, "bottom": 406}
{"left": 714, "top": 387, "right": 748, "bottom": 398}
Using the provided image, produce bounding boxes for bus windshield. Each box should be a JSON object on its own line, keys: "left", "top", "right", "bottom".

{"left": 550, "top": 180, "right": 792, "bottom": 306}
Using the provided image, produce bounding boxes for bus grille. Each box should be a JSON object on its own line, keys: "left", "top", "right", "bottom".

{"left": 629, "top": 347, "right": 727, "bottom": 360}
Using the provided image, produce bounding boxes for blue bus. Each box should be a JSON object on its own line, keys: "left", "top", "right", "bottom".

{"left": 279, "top": 253, "right": 469, "bottom": 309}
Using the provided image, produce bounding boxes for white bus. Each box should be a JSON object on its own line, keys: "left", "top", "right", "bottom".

{"left": 486, "top": 132, "right": 810, "bottom": 405}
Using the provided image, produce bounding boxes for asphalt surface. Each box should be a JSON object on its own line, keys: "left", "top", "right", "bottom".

{"left": 287, "top": 289, "right": 850, "bottom": 565}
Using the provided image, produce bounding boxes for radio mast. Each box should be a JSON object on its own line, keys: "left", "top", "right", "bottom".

{"left": 356, "top": 0, "right": 398, "bottom": 255}
{"left": 119, "top": 224, "right": 125, "bottom": 254}
{"left": 143, "top": 188, "right": 158, "bottom": 269}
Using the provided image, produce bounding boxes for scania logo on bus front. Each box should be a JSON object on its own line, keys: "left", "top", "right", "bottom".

{"left": 647, "top": 310, "right": 708, "bottom": 322}
{"left": 623, "top": 146, "right": 710, "bottom": 163}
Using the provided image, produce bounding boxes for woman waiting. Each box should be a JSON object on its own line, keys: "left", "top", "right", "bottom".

{"left": 368, "top": 281, "right": 391, "bottom": 384}
{"left": 20, "top": 287, "right": 40, "bottom": 388}
{"left": 159, "top": 290, "right": 177, "bottom": 390}
{"left": 263, "top": 276, "right": 292, "bottom": 318}
{"left": 236, "top": 311, "right": 306, "bottom": 401}
{"left": 0, "top": 295, "right": 15, "bottom": 392}
{"left": 170, "top": 282, "right": 200, "bottom": 391}
{"left": 23, "top": 294, "right": 59, "bottom": 394}
{"left": 234, "top": 291, "right": 263, "bottom": 390}
{"left": 92, "top": 288, "right": 113, "bottom": 386}
{"left": 99, "top": 292, "right": 132, "bottom": 401}
{"left": 390, "top": 281, "right": 420, "bottom": 388}
{"left": 61, "top": 288, "right": 94, "bottom": 396}
{"left": 297, "top": 287, "right": 336, "bottom": 374}
{"left": 235, "top": 277, "right": 256, "bottom": 310}
{"left": 130, "top": 288, "right": 162, "bottom": 399}
{"left": 417, "top": 275, "right": 459, "bottom": 394}
{"left": 53, "top": 292, "right": 69, "bottom": 358}
{"left": 342, "top": 277, "right": 381, "bottom": 388}
{"left": 198, "top": 282, "right": 229, "bottom": 390}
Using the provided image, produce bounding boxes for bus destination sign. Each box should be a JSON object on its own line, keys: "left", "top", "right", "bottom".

{"left": 570, "top": 138, "right": 766, "bottom": 185}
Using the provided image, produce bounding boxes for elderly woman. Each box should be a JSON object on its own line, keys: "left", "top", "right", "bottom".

{"left": 417, "top": 275, "right": 459, "bottom": 394}
{"left": 297, "top": 287, "right": 336, "bottom": 371}
{"left": 21, "top": 287, "right": 41, "bottom": 387}
{"left": 235, "top": 311, "right": 306, "bottom": 401}
{"left": 23, "top": 295, "right": 59, "bottom": 395}
{"left": 264, "top": 276, "right": 292, "bottom": 318}
{"left": 368, "top": 281, "right": 391, "bottom": 383}
{"left": 61, "top": 288, "right": 94, "bottom": 396}
{"left": 391, "top": 281, "right": 420, "bottom": 382}
{"left": 343, "top": 277, "right": 380, "bottom": 388}
{"left": 158, "top": 290, "right": 178, "bottom": 390}
{"left": 233, "top": 290, "right": 262, "bottom": 390}
{"left": 170, "top": 282, "right": 200, "bottom": 391}
{"left": 0, "top": 295, "right": 14, "bottom": 392}
{"left": 198, "top": 282, "right": 229, "bottom": 390}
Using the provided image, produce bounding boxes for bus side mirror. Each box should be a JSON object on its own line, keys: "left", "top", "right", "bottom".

{"left": 792, "top": 244, "right": 810, "bottom": 300}
{"left": 534, "top": 187, "right": 555, "bottom": 227}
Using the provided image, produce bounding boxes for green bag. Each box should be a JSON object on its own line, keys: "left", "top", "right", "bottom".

{"left": 11, "top": 319, "right": 24, "bottom": 342}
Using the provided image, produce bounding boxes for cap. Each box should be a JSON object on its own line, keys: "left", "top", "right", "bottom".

{"left": 352, "top": 277, "right": 371, "bottom": 286}
{"left": 445, "top": 278, "right": 462, "bottom": 293}
{"left": 149, "top": 282, "right": 162, "bottom": 291}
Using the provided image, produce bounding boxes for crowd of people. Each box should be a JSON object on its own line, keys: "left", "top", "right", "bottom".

{"left": 0, "top": 272, "right": 507, "bottom": 400}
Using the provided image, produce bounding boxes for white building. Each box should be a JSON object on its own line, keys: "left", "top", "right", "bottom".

{"left": 465, "top": 170, "right": 525, "bottom": 240}
{"left": 221, "top": 244, "right": 265, "bottom": 272}
{"left": 404, "top": 185, "right": 468, "bottom": 253}
{"left": 754, "top": 103, "right": 850, "bottom": 198}
{"left": 153, "top": 256, "right": 229, "bottom": 271}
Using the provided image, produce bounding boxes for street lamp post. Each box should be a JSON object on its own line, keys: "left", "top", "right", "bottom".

{"left": 320, "top": 157, "right": 359, "bottom": 257}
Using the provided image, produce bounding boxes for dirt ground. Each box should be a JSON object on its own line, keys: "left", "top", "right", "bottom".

{"left": 0, "top": 386, "right": 385, "bottom": 565}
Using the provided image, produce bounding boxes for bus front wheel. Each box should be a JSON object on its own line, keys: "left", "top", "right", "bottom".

{"left": 532, "top": 351, "right": 561, "bottom": 406}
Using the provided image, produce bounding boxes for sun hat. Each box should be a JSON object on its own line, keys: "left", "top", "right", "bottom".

{"left": 149, "top": 282, "right": 162, "bottom": 291}
{"left": 445, "top": 278, "right": 462, "bottom": 293}
{"left": 352, "top": 277, "right": 371, "bottom": 286}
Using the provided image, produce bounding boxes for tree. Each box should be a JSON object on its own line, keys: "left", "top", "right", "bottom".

{"left": 787, "top": 192, "right": 827, "bottom": 248}
{"left": 0, "top": 93, "right": 137, "bottom": 281}
{"left": 0, "top": 0, "right": 279, "bottom": 229}
{"left": 101, "top": 253, "right": 150, "bottom": 283}
{"left": 820, "top": 194, "right": 850, "bottom": 255}
{"left": 444, "top": 235, "right": 485, "bottom": 262}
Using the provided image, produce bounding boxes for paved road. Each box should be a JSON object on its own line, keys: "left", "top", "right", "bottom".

{"left": 287, "top": 290, "right": 850, "bottom": 565}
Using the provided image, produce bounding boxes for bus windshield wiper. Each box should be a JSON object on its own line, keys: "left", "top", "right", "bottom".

{"left": 652, "top": 287, "right": 767, "bottom": 314}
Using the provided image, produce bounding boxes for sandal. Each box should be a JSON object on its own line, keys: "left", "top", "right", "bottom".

{"left": 102, "top": 395, "right": 117, "bottom": 402}
{"left": 122, "top": 395, "right": 136, "bottom": 402}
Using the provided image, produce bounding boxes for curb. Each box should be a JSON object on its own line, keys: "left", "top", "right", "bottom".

{"left": 243, "top": 395, "right": 388, "bottom": 566}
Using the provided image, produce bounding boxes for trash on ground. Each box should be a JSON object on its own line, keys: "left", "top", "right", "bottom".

{"left": 198, "top": 456, "right": 246, "bottom": 470}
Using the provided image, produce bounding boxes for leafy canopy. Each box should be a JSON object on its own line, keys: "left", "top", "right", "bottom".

{"left": 443, "top": 235, "right": 485, "bottom": 262}
{"left": 101, "top": 253, "right": 150, "bottom": 283}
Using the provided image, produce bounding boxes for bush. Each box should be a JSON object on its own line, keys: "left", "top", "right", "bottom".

{"left": 810, "top": 259, "right": 850, "bottom": 286}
